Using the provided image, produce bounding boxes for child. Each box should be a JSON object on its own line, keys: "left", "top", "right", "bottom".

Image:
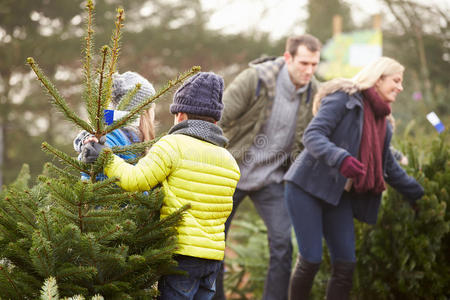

{"left": 81, "top": 72, "right": 241, "bottom": 300}
{"left": 74, "top": 71, "right": 156, "bottom": 181}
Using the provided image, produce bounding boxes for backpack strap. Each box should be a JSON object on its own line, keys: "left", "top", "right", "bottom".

{"left": 305, "top": 82, "right": 312, "bottom": 103}
{"left": 255, "top": 78, "right": 262, "bottom": 98}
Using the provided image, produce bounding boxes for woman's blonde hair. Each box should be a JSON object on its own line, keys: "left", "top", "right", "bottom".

{"left": 138, "top": 103, "right": 156, "bottom": 142}
{"left": 312, "top": 57, "right": 404, "bottom": 115}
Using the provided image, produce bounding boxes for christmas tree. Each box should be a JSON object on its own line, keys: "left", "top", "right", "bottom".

{"left": 0, "top": 1, "right": 199, "bottom": 298}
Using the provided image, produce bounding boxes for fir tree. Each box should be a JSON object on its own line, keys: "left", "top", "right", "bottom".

{"left": 0, "top": 1, "right": 199, "bottom": 298}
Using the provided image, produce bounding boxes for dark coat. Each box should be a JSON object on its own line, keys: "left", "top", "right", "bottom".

{"left": 284, "top": 90, "right": 424, "bottom": 224}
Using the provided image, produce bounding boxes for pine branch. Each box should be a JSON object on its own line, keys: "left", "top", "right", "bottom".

{"left": 0, "top": 265, "right": 21, "bottom": 297}
{"left": 95, "top": 148, "right": 115, "bottom": 173}
{"left": 51, "top": 205, "right": 79, "bottom": 226}
{"left": 77, "top": 201, "right": 83, "bottom": 233}
{"left": 43, "top": 163, "right": 79, "bottom": 183}
{"left": 104, "top": 8, "right": 125, "bottom": 107}
{"left": 95, "top": 224, "right": 122, "bottom": 243}
{"left": 54, "top": 266, "right": 96, "bottom": 282}
{"left": 6, "top": 187, "right": 37, "bottom": 215}
{"left": 27, "top": 58, "right": 93, "bottom": 133}
{"left": 110, "top": 246, "right": 177, "bottom": 284}
{"left": 111, "top": 138, "right": 158, "bottom": 155}
{"left": 66, "top": 295, "right": 85, "bottom": 300}
{"left": 41, "top": 210, "right": 52, "bottom": 244}
{"left": 139, "top": 205, "right": 189, "bottom": 238}
{"left": 39, "top": 178, "right": 77, "bottom": 211}
{"left": 23, "top": 189, "right": 41, "bottom": 212}
{"left": 110, "top": 138, "right": 160, "bottom": 164}
{"left": 116, "top": 84, "right": 141, "bottom": 111}
{"left": 91, "top": 177, "right": 119, "bottom": 193}
{"left": 34, "top": 231, "right": 52, "bottom": 277}
{"left": 83, "top": 0, "right": 95, "bottom": 114}
{"left": 0, "top": 216, "right": 19, "bottom": 241}
{"left": 40, "top": 276, "right": 59, "bottom": 300}
{"left": 145, "top": 245, "right": 179, "bottom": 264}
{"left": 83, "top": 209, "right": 122, "bottom": 220}
{"left": 30, "top": 246, "right": 50, "bottom": 282}
{"left": 41, "top": 142, "right": 88, "bottom": 174}
{"left": 104, "top": 66, "right": 200, "bottom": 135}
{"left": 94, "top": 46, "right": 109, "bottom": 135}
{"left": 83, "top": 193, "right": 128, "bottom": 206}
{"left": 4, "top": 197, "right": 37, "bottom": 229}
{"left": 86, "top": 236, "right": 99, "bottom": 267}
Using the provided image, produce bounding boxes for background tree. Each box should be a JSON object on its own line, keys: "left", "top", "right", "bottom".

{"left": 0, "top": 0, "right": 84, "bottom": 186}
{"left": 380, "top": 0, "right": 450, "bottom": 138}
{"left": 306, "top": 0, "right": 354, "bottom": 44}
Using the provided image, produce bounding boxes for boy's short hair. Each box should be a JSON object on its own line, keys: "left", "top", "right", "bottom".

{"left": 170, "top": 72, "right": 224, "bottom": 121}
{"left": 184, "top": 113, "right": 217, "bottom": 123}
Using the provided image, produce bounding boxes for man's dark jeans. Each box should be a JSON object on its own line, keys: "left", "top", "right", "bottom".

{"left": 214, "top": 183, "right": 292, "bottom": 300}
{"left": 158, "top": 255, "right": 222, "bottom": 300}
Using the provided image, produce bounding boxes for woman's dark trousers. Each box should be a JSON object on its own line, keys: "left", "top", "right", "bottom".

{"left": 285, "top": 182, "right": 356, "bottom": 300}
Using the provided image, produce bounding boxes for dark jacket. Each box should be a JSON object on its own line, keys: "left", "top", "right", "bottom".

{"left": 284, "top": 90, "right": 424, "bottom": 224}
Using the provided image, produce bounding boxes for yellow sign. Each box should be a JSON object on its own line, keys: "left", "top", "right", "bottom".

{"left": 318, "top": 29, "right": 382, "bottom": 80}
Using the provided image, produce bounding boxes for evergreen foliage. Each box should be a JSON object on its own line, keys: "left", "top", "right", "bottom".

{"left": 0, "top": 1, "right": 199, "bottom": 298}
{"left": 352, "top": 133, "right": 449, "bottom": 299}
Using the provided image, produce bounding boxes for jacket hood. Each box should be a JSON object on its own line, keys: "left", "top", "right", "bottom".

{"left": 248, "top": 56, "right": 285, "bottom": 99}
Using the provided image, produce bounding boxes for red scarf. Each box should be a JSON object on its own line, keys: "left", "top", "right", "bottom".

{"left": 353, "top": 87, "right": 391, "bottom": 194}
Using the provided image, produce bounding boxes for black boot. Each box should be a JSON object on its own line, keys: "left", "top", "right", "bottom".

{"left": 325, "top": 260, "right": 356, "bottom": 300}
{"left": 288, "top": 255, "right": 321, "bottom": 300}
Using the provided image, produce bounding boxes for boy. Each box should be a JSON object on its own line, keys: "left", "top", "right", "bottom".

{"left": 81, "top": 72, "right": 240, "bottom": 300}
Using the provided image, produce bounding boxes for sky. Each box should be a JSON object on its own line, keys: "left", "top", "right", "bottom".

{"left": 200, "top": 0, "right": 449, "bottom": 40}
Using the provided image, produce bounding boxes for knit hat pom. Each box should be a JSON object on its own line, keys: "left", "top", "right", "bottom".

{"left": 111, "top": 71, "right": 156, "bottom": 111}
{"left": 170, "top": 72, "right": 224, "bottom": 121}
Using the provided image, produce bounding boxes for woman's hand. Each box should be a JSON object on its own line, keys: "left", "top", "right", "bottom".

{"left": 339, "top": 156, "right": 366, "bottom": 179}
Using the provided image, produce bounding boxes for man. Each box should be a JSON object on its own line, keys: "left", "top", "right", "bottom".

{"left": 215, "top": 34, "right": 321, "bottom": 300}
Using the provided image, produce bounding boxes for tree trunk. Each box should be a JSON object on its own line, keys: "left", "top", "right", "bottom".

{"left": 0, "top": 123, "right": 3, "bottom": 188}
{"left": 0, "top": 72, "right": 11, "bottom": 189}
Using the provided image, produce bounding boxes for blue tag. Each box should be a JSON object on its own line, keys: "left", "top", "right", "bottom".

{"left": 426, "top": 112, "right": 445, "bottom": 133}
{"left": 104, "top": 109, "right": 129, "bottom": 125}
{"left": 104, "top": 109, "right": 114, "bottom": 125}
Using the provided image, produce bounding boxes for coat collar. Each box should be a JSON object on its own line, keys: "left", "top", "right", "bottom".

{"left": 346, "top": 92, "right": 364, "bottom": 110}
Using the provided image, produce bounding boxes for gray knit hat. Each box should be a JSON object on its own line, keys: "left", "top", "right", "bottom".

{"left": 170, "top": 72, "right": 224, "bottom": 121}
{"left": 111, "top": 71, "right": 156, "bottom": 111}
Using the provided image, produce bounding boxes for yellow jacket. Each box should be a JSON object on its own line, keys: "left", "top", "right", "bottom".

{"left": 104, "top": 133, "right": 240, "bottom": 260}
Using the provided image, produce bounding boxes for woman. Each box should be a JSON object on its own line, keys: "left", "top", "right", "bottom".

{"left": 74, "top": 71, "right": 156, "bottom": 179}
{"left": 283, "top": 57, "right": 424, "bottom": 299}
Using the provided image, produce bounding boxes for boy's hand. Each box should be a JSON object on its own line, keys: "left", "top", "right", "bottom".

{"left": 81, "top": 136, "right": 107, "bottom": 163}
